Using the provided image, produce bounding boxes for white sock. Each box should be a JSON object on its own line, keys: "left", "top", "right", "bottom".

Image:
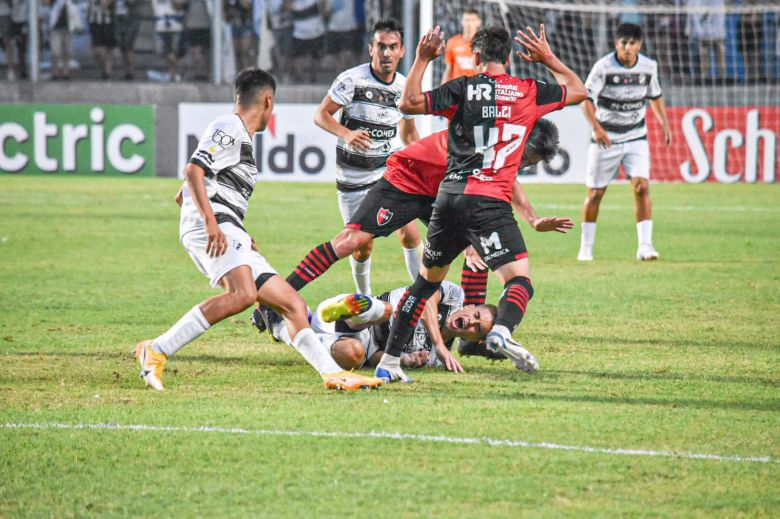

{"left": 581, "top": 222, "right": 596, "bottom": 249}
{"left": 350, "top": 256, "right": 372, "bottom": 295}
{"left": 271, "top": 319, "right": 292, "bottom": 346}
{"left": 402, "top": 244, "right": 423, "bottom": 281}
{"left": 152, "top": 305, "right": 211, "bottom": 357}
{"left": 377, "top": 352, "right": 400, "bottom": 370}
{"left": 292, "top": 327, "right": 342, "bottom": 375}
{"left": 345, "top": 296, "right": 388, "bottom": 328}
{"left": 637, "top": 220, "right": 653, "bottom": 246}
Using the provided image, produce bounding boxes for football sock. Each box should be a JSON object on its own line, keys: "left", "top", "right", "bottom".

{"left": 637, "top": 219, "right": 653, "bottom": 245}
{"left": 495, "top": 276, "right": 534, "bottom": 332}
{"left": 291, "top": 327, "right": 342, "bottom": 375}
{"left": 286, "top": 242, "right": 339, "bottom": 291}
{"left": 460, "top": 260, "right": 489, "bottom": 306}
{"left": 350, "top": 256, "right": 372, "bottom": 295}
{"left": 384, "top": 275, "right": 440, "bottom": 357}
{"left": 152, "top": 305, "right": 211, "bottom": 357}
{"left": 402, "top": 244, "right": 423, "bottom": 281}
{"left": 581, "top": 222, "right": 596, "bottom": 249}
{"left": 345, "top": 296, "right": 388, "bottom": 328}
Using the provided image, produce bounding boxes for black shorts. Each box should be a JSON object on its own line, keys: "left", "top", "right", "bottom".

{"left": 90, "top": 23, "right": 117, "bottom": 48}
{"left": 423, "top": 193, "right": 528, "bottom": 271}
{"left": 292, "top": 35, "right": 324, "bottom": 58}
{"left": 347, "top": 178, "right": 434, "bottom": 238}
{"left": 187, "top": 28, "right": 211, "bottom": 49}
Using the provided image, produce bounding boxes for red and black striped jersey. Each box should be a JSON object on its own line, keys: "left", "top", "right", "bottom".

{"left": 424, "top": 72, "right": 565, "bottom": 202}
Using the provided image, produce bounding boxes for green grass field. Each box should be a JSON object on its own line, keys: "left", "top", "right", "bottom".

{"left": 0, "top": 176, "right": 778, "bottom": 518}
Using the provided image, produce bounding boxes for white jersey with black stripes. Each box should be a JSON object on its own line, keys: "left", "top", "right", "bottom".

{"left": 180, "top": 113, "right": 257, "bottom": 238}
{"left": 328, "top": 63, "right": 412, "bottom": 187}
{"left": 585, "top": 52, "right": 662, "bottom": 144}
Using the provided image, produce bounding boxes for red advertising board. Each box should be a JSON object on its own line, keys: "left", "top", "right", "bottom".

{"left": 646, "top": 106, "right": 778, "bottom": 183}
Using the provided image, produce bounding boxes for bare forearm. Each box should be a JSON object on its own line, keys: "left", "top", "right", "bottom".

{"left": 401, "top": 119, "right": 419, "bottom": 145}
{"left": 314, "top": 109, "right": 350, "bottom": 139}
{"left": 511, "top": 182, "right": 538, "bottom": 226}
{"left": 184, "top": 166, "right": 216, "bottom": 224}
{"left": 542, "top": 55, "right": 586, "bottom": 104}
{"left": 582, "top": 100, "right": 603, "bottom": 131}
{"left": 650, "top": 97, "right": 669, "bottom": 128}
{"left": 419, "top": 296, "right": 445, "bottom": 350}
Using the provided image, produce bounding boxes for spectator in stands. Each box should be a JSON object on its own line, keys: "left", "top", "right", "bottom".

{"left": 183, "top": 0, "right": 211, "bottom": 81}
{"left": 45, "top": 0, "right": 75, "bottom": 79}
{"left": 267, "top": 0, "right": 292, "bottom": 80}
{"left": 327, "top": 0, "right": 361, "bottom": 70}
{"left": 0, "top": 0, "right": 11, "bottom": 80}
{"left": 441, "top": 7, "right": 481, "bottom": 83}
{"left": 685, "top": 0, "right": 726, "bottom": 82}
{"left": 88, "top": 0, "right": 116, "bottom": 80}
{"left": 9, "top": 0, "right": 28, "bottom": 80}
{"left": 739, "top": 10, "right": 763, "bottom": 83}
{"left": 153, "top": 0, "right": 186, "bottom": 81}
{"left": 290, "top": 0, "right": 327, "bottom": 83}
{"left": 225, "top": 0, "right": 255, "bottom": 72}
{"left": 115, "top": 0, "right": 140, "bottom": 80}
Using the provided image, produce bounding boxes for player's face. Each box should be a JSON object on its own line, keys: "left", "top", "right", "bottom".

{"left": 444, "top": 305, "right": 495, "bottom": 342}
{"left": 615, "top": 37, "right": 642, "bottom": 66}
{"left": 461, "top": 13, "right": 481, "bottom": 37}
{"left": 369, "top": 31, "right": 404, "bottom": 75}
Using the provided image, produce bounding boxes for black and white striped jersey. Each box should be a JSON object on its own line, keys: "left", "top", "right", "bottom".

{"left": 585, "top": 52, "right": 662, "bottom": 144}
{"left": 180, "top": 114, "right": 256, "bottom": 237}
{"left": 328, "top": 63, "right": 411, "bottom": 187}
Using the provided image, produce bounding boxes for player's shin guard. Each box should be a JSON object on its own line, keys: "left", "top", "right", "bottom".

{"left": 286, "top": 242, "right": 339, "bottom": 291}
{"left": 495, "top": 276, "right": 534, "bottom": 333}
{"left": 384, "top": 275, "right": 441, "bottom": 357}
{"left": 460, "top": 260, "right": 489, "bottom": 306}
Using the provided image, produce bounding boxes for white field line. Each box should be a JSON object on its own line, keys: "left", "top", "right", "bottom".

{"left": 1, "top": 422, "right": 777, "bottom": 464}
{"left": 535, "top": 204, "right": 780, "bottom": 213}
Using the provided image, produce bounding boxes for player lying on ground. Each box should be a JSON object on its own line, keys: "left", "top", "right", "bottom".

{"left": 136, "top": 68, "right": 383, "bottom": 392}
{"left": 373, "top": 25, "right": 587, "bottom": 383}
{"left": 278, "top": 119, "right": 572, "bottom": 299}
{"left": 257, "top": 281, "right": 494, "bottom": 374}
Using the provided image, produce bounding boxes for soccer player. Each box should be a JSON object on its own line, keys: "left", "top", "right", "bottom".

{"left": 373, "top": 25, "right": 587, "bottom": 383}
{"left": 280, "top": 120, "right": 571, "bottom": 296}
{"left": 259, "top": 281, "right": 496, "bottom": 374}
{"left": 577, "top": 23, "right": 672, "bottom": 262}
{"left": 441, "top": 8, "right": 481, "bottom": 83}
{"left": 135, "top": 68, "right": 382, "bottom": 392}
{"left": 313, "top": 18, "right": 421, "bottom": 295}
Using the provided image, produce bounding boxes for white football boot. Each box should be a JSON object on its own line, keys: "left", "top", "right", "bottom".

{"left": 636, "top": 243, "right": 660, "bottom": 261}
{"left": 485, "top": 330, "right": 539, "bottom": 373}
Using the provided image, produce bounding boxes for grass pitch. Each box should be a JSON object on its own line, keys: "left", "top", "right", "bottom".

{"left": 0, "top": 176, "right": 778, "bottom": 518}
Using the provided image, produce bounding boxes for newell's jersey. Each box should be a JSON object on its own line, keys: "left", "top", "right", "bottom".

{"left": 425, "top": 73, "right": 566, "bottom": 202}
{"left": 585, "top": 52, "right": 662, "bottom": 144}
{"left": 328, "top": 63, "right": 411, "bottom": 186}
{"left": 373, "top": 281, "right": 464, "bottom": 365}
{"left": 180, "top": 114, "right": 257, "bottom": 237}
{"left": 384, "top": 130, "right": 448, "bottom": 198}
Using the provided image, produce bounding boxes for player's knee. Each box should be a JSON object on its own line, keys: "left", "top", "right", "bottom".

{"left": 633, "top": 181, "right": 649, "bottom": 197}
{"left": 354, "top": 240, "right": 373, "bottom": 261}
{"left": 398, "top": 225, "right": 421, "bottom": 248}
{"left": 331, "top": 338, "right": 365, "bottom": 370}
{"left": 234, "top": 289, "right": 258, "bottom": 311}
{"left": 332, "top": 229, "right": 366, "bottom": 258}
{"left": 277, "top": 295, "right": 308, "bottom": 320}
{"left": 588, "top": 189, "right": 606, "bottom": 204}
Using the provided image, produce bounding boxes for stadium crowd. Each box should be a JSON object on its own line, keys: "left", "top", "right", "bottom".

{"left": 1, "top": 0, "right": 778, "bottom": 84}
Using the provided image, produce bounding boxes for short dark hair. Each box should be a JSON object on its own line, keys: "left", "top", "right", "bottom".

{"left": 525, "top": 119, "right": 560, "bottom": 162}
{"left": 463, "top": 8, "right": 480, "bottom": 17}
{"left": 372, "top": 18, "right": 404, "bottom": 42}
{"left": 615, "top": 23, "right": 642, "bottom": 41}
{"left": 471, "top": 25, "right": 512, "bottom": 64}
{"left": 234, "top": 68, "right": 276, "bottom": 107}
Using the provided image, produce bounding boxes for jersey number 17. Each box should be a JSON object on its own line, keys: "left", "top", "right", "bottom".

{"left": 473, "top": 124, "right": 527, "bottom": 171}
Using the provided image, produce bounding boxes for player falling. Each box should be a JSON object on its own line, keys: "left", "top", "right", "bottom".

{"left": 374, "top": 25, "right": 587, "bottom": 383}
{"left": 303, "top": 18, "right": 421, "bottom": 296}
{"left": 134, "top": 68, "right": 382, "bottom": 392}
{"left": 578, "top": 23, "right": 672, "bottom": 262}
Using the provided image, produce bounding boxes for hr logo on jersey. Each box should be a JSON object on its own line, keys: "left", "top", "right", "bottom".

{"left": 467, "top": 84, "right": 492, "bottom": 101}
{"left": 479, "top": 232, "right": 502, "bottom": 254}
{"left": 376, "top": 207, "right": 393, "bottom": 226}
{"left": 211, "top": 129, "right": 235, "bottom": 149}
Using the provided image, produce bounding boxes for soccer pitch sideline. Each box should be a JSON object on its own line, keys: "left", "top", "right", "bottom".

{"left": 0, "top": 176, "right": 777, "bottom": 518}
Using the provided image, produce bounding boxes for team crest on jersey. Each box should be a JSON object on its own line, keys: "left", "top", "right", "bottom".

{"left": 376, "top": 207, "right": 393, "bottom": 226}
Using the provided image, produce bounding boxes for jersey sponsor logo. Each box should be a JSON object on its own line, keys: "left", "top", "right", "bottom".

{"left": 597, "top": 96, "right": 646, "bottom": 113}
{"left": 606, "top": 73, "right": 651, "bottom": 86}
{"left": 211, "top": 128, "right": 235, "bottom": 148}
{"left": 479, "top": 231, "right": 502, "bottom": 254}
{"left": 495, "top": 83, "right": 524, "bottom": 101}
{"left": 376, "top": 207, "right": 393, "bottom": 226}
{"left": 482, "top": 105, "right": 512, "bottom": 119}
{"left": 467, "top": 84, "right": 492, "bottom": 101}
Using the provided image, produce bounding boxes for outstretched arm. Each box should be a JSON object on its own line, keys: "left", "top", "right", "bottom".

{"left": 511, "top": 182, "right": 573, "bottom": 233}
{"left": 419, "top": 290, "right": 464, "bottom": 373}
{"left": 399, "top": 26, "right": 446, "bottom": 115}
{"left": 515, "top": 25, "right": 587, "bottom": 106}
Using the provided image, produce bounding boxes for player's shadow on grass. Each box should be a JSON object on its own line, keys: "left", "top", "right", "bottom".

{"left": 538, "top": 333, "right": 770, "bottom": 352}
{"left": 543, "top": 368, "right": 778, "bottom": 387}
{"left": 6, "top": 350, "right": 304, "bottom": 368}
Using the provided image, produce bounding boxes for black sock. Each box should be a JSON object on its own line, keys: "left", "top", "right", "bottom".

{"left": 495, "top": 276, "right": 534, "bottom": 332}
{"left": 460, "top": 259, "right": 489, "bottom": 306}
{"left": 384, "top": 275, "right": 441, "bottom": 357}
{"left": 285, "top": 242, "right": 339, "bottom": 291}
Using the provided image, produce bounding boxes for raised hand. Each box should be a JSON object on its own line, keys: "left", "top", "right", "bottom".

{"left": 515, "top": 24, "right": 554, "bottom": 63}
{"left": 417, "top": 26, "right": 445, "bottom": 62}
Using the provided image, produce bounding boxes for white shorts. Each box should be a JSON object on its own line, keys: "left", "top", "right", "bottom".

{"left": 586, "top": 139, "right": 650, "bottom": 189}
{"left": 181, "top": 222, "right": 277, "bottom": 288}
{"left": 336, "top": 187, "right": 373, "bottom": 225}
{"left": 311, "top": 295, "right": 376, "bottom": 366}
